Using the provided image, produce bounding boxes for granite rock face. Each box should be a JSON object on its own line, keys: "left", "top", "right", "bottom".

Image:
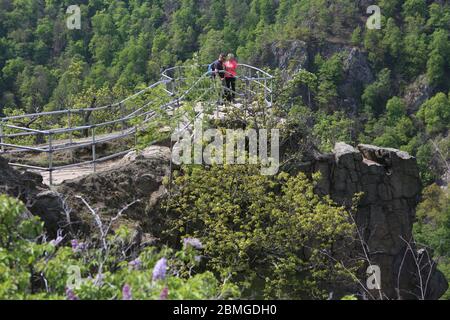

{"left": 0, "top": 156, "right": 68, "bottom": 237}
{"left": 403, "top": 74, "right": 433, "bottom": 114}
{"left": 268, "top": 40, "right": 309, "bottom": 74}
{"left": 263, "top": 40, "right": 373, "bottom": 111}
{"left": 306, "top": 142, "right": 448, "bottom": 299}
{"left": 0, "top": 147, "right": 171, "bottom": 238}
{"left": 338, "top": 48, "right": 374, "bottom": 113}
{"left": 55, "top": 146, "right": 171, "bottom": 237}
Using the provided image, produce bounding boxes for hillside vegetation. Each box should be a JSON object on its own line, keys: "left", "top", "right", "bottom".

{"left": 0, "top": 0, "right": 449, "bottom": 300}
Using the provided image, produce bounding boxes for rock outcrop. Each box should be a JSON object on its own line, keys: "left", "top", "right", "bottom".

{"left": 263, "top": 40, "right": 374, "bottom": 111}
{"left": 0, "top": 156, "right": 68, "bottom": 237}
{"left": 403, "top": 74, "right": 434, "bottom": 114}
{"left": 304, "top": 143, "right": 448, "bottom": 299}
{"left": 0, "top": 146, "right": 170, "bottom": 238}
{"left": 339, "top": 48, "right": 374, "bottom": 113}
{"left": 55, "top": 146, "right": 171, "bottom": 239}
{"left": 267, "top": 40, "right": 309, "bottom": 74}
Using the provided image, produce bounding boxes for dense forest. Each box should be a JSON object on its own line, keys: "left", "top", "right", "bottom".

{"left": 0, "top": 0, "right": 449, "bottom": 300}
{"left": 0, "top": 0, "right": 449, "bottom": 182}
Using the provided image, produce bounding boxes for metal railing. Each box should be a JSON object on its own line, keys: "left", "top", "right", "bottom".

{"left": 0, "top": 64, "right": 273, "bottom": 185}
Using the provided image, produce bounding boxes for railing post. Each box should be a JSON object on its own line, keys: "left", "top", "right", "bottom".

{"left": 48, "top": 132, "right": 53, "bottom": 186}
{"left": 120, "top": 102, "right": 125, "bottom": 134}
{"left": 68, "top": 110, "right": 73, "bottom": 144}
{"left": 270, "top": 78, "right": 273, "bottom": 108}
{"left": 68, "top": 110, "right": 74, "bottom": 163}
{"left": 245, "top": 68, "right": 250, "bottom": 107}
{"left": 247, "top": 67, "right": 252, "bottom": 105}
{"left": 173, "top": 77, "right": 176, "bottom": 97}
{"left": 0, "top": 119, "right": 5, "bottom": 153}
{"left": 264, "top": 77, "right": 267, "bottom": 104}
{"left": 92, "top": 126, "right": 96, "bottom": 173}
{"left": 120, "top": 102, "right": 127, "bottom": 152}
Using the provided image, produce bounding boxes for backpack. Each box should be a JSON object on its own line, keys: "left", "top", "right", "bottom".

{"left": 207, "top": 63, "right": 214, "bottom": 76}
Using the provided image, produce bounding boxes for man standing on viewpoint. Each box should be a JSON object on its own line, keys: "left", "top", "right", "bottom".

{"left": 211, "top": 53, "right": 226, "bottom": 104}
{"left": 212, "top": 53, "right": 226, "bottom": 80}
{"left": 224, "top": 54, "right": 238, "bottom": 103}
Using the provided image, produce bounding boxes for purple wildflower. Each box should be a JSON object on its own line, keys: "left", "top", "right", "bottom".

{"left": 66, "top": 288, "right": 79, "bottom": 301}
{"left": 94, "top": 273, "right": 104, "bottom": 286}
{"left": 183, "top": 238, "right": 203, "bottom": 250}
{"left": 50, "top": 236, "right": 63, "bottom": 247}
{"left": 160, "top": 287, "right": 169, "bottom": 300}
{"left": 71, "top": 239, "right": 79, "bottom": 249}
{"left": 122, "top": 284, "right": 132, "bottom": 301}
{"left": 71, "top": 239, "right": 86, "bottom": 253}
{"left": 152, "top": 258, "right": 167, "bottom": 281}
{"left": 129, "top": 258, "right": 142, "bottom": 270}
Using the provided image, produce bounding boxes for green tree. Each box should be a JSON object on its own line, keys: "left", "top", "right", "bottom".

{"left": 362, "top": 69, "right": 391, "bottom": 116}
{"left": 315, "top": 54, "right": 343, "bottom": 110}
{"left": 17, "top": 65, "right": 54, "bottom": 113}
{"left": 165, "top": 165, "right": 358, "bottom": 299}
{"left": 402, "top": 25, "right": 428, "bottom": 79}
{"left": 1, "top": 58, "right": 27, "bottom": 91}
{"left": 402, "top": 0, "right": 428, "bottom": 18}
{"left": 351, "top": 26, "right": 362, "bottom": 46}
{"left": 426, "top": 3, "right": 450, "bottom": 30}
{"left": 199, "top": 30, "right": 227, "bottom": 64}
{"left": 382, "top": 18, "right": 403, "bottom": 65}
{"left": 313, "top": 111, "right": 355, "bottom": 152}
{"left": 417, "top": 92, "right": 450, "bottom": 135}
{"left": 414, "top": 184, "right": 450, "bottom": 299}
{"left": 379, "top": 0, "right": 402, "bottom": 17}
{"left": 0, "top": 195, "right": 238, "bottom": 300}
{"left": 386, "top": 96, "right": 406, "bottom": 125}
{"left": 50, "top": 56, "right": 87, "bottom": 110}
{"left": 89, "top": 12, "right": 121, "bottom": 66}
{"left": 427, "top": 29, "right": 450, "bottom": 88}
{"left": 0, "top": 195, "right": 45, "bottom": 299}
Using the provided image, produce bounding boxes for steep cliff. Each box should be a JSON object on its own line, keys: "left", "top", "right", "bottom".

{"left": 306, "top": 143, "right": 448, "bottom": 299}
{"left": 261, "top": 40, "right": 374, "bottom": 112}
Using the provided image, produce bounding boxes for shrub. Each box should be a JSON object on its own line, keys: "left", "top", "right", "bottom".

{"left": 164, "top": 165, "right": 358, "bottom": 299}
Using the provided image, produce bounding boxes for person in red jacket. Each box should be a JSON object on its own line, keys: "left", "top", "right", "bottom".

{"left": 224, "top": 54, "right": 238, "bottom": 102}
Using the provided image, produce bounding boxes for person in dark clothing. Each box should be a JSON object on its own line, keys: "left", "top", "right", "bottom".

{"left": 211, "top": 54, "right": 226, "bottom": 104}
{"left": 212, "top": 53, "right": 226, "bottom": 80}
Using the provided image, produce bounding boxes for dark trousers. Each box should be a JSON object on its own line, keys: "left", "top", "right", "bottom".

{"left": 225, "top": 77, "right": 236, "bottom": 102}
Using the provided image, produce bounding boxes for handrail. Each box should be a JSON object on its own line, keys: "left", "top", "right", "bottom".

{"left": 0, "top": 80, "right": 169, "bottom": 122}
{"left": 0, "top": 64, "right": 274, "bottom": 185}
{"left": 161, "top": 64, "right": 273, "bottom": 83}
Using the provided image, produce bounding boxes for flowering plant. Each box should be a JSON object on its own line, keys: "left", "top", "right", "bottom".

{"left": 0, "top": 195, "right": 238, "bottom": 300}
